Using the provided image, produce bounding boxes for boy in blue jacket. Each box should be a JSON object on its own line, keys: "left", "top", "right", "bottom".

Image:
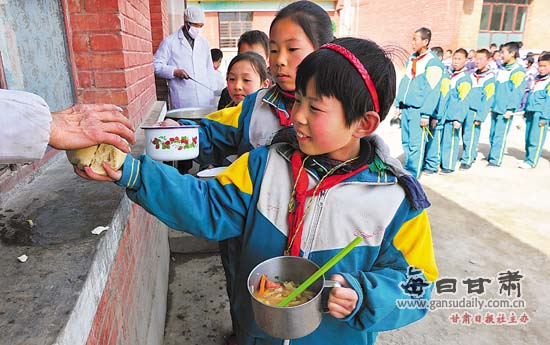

{"left": 439, "top": 49, "right": 472, "bottom": 173}
{"left": 520, "top": 53, "right": 550, "bottom": 169}
{"left": 460, "top": 49, "right": 495, "bottom": 170}
{"left": 487, "top": 42, "right": 526, "bottom": 167}
{"left": 395, "top": 27, "right": 444, "bottom": 178}
{"left": 77, "top": 38, "right": 438, "bottom": 345}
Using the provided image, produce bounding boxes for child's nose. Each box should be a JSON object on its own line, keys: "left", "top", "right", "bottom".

{"left": 274, "top": 51, "right": 287, "bottom": 67}
{"left": 291, "top": 103, "right": 305, "bottom": 124}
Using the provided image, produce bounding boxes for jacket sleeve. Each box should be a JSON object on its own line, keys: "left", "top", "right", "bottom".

{"left": 478, "top": 77, "right": 496, "bottom": 122}
{"left": 0, "top": 89, "right": 51, "bottom": 163}
{"left": 153, "top": 38, "right": 176, "bottom": 80}
{"left": 419, "top": 63, "right": 444, "bottom": 117}
{"left": 508, "top": 69, "right": 526, "bottom": 111}
{"left": 116, "top": 152, "right": 258, "bottom": 240}
{"left": 457, "top": 79, "right": 473, "bottom": 123}
{"left": 339, "top": 205, "right": 438, "bottom": 332}
{"left": 542, "top": 84, "right": 550, "bottom": 121}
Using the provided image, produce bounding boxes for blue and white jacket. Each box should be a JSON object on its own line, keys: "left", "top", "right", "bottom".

{"left": 492, "top": 61, "right": 526, "bottom": 115}
{"left": 524, "top": 74, "right": 550, "bottom": 120}
{"left": 441, "top": 68, "right": 472, "bottom": 123}
{"left": 469, "top": 69, "right": 496, "bottom": 122}
{"left": 396, "top": 50, "right": 444, "bottom": 119}
{"left": 116, "top": 136, "right": 438, "bottom": 345}
{"left": 432, "top": 71, "right": 451, "bottom": 124}
{"left": 188, "top": 86, "right": 290, "bottom": 166}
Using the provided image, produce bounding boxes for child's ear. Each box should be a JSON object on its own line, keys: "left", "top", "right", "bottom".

{"left": 352, "top": 111, "right": 380, "bottom": 138}
{"left": 262, "top": 78, "right": 271, "bottom": 88}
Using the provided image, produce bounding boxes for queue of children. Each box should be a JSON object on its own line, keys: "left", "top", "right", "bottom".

{"left": 74, "top": 2, "right": 439, "bottom": 345}
{"left": 402, "top": 35, "right": 549, "bottom": 176}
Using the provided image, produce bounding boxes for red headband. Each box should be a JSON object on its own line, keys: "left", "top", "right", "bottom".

{"left": 320, "top": 43, "right": 380, "bottom": 113}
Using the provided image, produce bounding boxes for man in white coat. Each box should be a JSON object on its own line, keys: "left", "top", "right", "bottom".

{"left": 153, "top": 7, "right": 215, "bottom": 109}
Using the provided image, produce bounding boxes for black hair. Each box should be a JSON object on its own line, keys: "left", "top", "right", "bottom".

{"left": 270, "top": 0, "right": 334, "bottom": 49}
{"left": 476, "top": 48, "right": 491, "bottom": 59}
{"left": 226, "top": 52, "right": 269, "bottom": 84}
{"left": 503, "top": 41, "right": 520, "bottom": 58}
{"left": 238, "top": 30, "right": 269, "bottom": 57}
{"left": 454, "top": 48, "right": 468, "bottom": 57}
{"left": 431, "top": 46, "right": 444, "bottom": 59}
{"left": 539, "top": 53, "right": 550, "bottom": 63}
{"left": 526, "top": 56, "right": 534, "bottom": 66}
{"left": 211, "top": 48, "right": 223, "bottom": 62}
{"left": 446, "top": 49, "right": 453, "bottom": 54}
{"left": 492, "top": 50, "right": 500, "bottom": 58}
{"left": 415, "top": 27, "right": 432, "bottom": 46}
{"left": 296, "top": 37, "right": 396, "bottom": 124}
{"left": 490, "top": 43, "right": 497, "bottom": 48}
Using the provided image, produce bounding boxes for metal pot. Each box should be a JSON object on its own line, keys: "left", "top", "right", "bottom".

{"left": 165, "top": 106, "right": 217, "bottom": 121}
{"left": 247, "top": 256, "right": 340, "bottom": 340}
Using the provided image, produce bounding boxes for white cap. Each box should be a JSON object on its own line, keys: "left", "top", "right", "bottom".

{"left": 184, "top": 7, "right": 205, "bottom": 24}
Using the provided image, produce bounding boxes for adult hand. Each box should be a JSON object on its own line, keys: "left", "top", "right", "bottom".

{"left": 157, "top": 119, "right": 181, "bottom": 127}
{"left": 420, "top": 118, "right": 429, "bottom": 127}
{"left": 327, "top": 274, "right": 358, "bottom": 319}
{"left": 74, "top": 162, "right": 122, "bottom": 182}
{"left": 430, "top": 118, "right": 438, "bottom": 129}
{"left": 49, "top": 104, "right": 135, "bottom": 152}
{"left": 174, "top": 69, "right": 190, "bottom": 79}
{"left": 453, "top": 120, "right": 461, "bottom": 129}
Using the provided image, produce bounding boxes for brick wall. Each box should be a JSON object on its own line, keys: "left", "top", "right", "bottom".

{"left": 67, "top": 0, "right": 156, "bottom": 126}
{"left": 150, "top": 0, "right": 169, "bottom": 104}
{"left": 523, "top": 0, "right": 550, "bottom": 51}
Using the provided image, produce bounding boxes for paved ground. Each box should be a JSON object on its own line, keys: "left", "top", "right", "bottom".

{"left": 164, "top": 116, "right": 550, "bottom": 345}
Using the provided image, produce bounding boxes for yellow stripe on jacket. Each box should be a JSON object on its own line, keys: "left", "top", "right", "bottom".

{"left": 215, "top": 152, "right": 253, "bottom": 195}
{"left": 205, "top": 102, "right": 243, "bottom": 128}
{"left": 393, "top": 210, "right": 439, "bottom": 282}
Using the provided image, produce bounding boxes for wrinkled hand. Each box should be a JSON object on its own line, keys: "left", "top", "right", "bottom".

{"left": 174, "top": 69, "right": 190, "bottom": 79}
{"left": 420, "top": 118, "right": 429, "bottom": 127}
{"left": 327, "top": 274, "right": 358, "bottom": 319}
{"left": 453, "top": 120, "right": 461, "bottom": 129}
{"left": 74, "top": 162, "right": 122, "bottom": 182}
{"left": 49, "top": 104, "right": 135, "bottom": 152}
{"left": 430, "top": 118, "right": 438, "bottom": 129}
{"left": 504, "top": 111, "right": 513, "bottom": 119}
{"left": 157, "top": 119, "right": 181, "bottom": 127}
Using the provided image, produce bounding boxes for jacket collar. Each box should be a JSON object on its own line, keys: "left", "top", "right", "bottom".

{"left": 262, "top": 87, "right": 290, "bottom": 116}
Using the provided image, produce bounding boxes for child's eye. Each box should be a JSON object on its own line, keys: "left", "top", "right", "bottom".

{"left": 289, "top": 48, "right": 300, "bottom": 52}
{"left": 244, "top": 79, "right": 252, "bottom": 83}
{"left": 270, "top": 49, "right": 278, "bottom": 54}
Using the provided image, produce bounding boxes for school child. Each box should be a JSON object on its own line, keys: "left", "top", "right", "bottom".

{"left": 218, "top": 30, "right": 270, "bottom": 109}
{"left": 487, "top": 41, "right": 526, "bottom": 167}
{"left": 77, "top": 37, "right": 437, "bottom": 345}
{"left": 192, "top": 1, "right": 334, "bottom": 167}
{"left": 395, "top": 27, "right": 444, "bottom": 178}
{"left": 439, "top": 49, "right": 472, "bottom": 174}
{"left": 222, "top": 52, "right": 270, "bottom": 109}
{"left": 520, "top": 53, "right": 550, "bottom": 169}
{"left": 423, "top": 63, "right": 451, "bottom": 175}
{"left": 459, "top": 49, "right": 495, "bottom": 169}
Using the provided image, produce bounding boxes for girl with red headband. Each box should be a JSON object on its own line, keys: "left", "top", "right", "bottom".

{"left": 77, "top": 37, "right": 437, "bottom": 345}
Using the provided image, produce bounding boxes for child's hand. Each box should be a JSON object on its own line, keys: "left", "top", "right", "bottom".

{"left": 430, "top": 118, "right": 438, "bottom": 129}
{"left": 420, "top": 118, "right": 429, "bottom": 127}
{"left": 74, "top": 162, "right": 122, "bottom": 182}
{"left": 453, "top": 121, "right": 461, "bottom": 129}
{"left": 504, "top": 111, "right": 513, "bottom": 119}
{"left": 539, "top": 120, "right": 547, "bottom": 127}
{"left": 157, "top": 119, "right": 180, "bottom": 127}
{"left": 327, "top": 274, "right": 358, "bottom": 319}
{"left": 474, "top": 120, "right": 481, "bottom": 126}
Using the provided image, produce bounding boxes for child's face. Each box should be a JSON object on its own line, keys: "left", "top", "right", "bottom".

{"left": 538, "top": 60, "right": 550, "bottom": 76}
{"left": 475, "top": 53, "right": 489, "bottom": 71}
{"left": 238, "top": 42, "right": 267, "bottom": 61}
{"left": 227, "top": 60, "right": 269, "bottom": 104}
{"left": 269, "top": 17, "right": 315, "bottom": 92}
{"left": 411, "top": 32, "right": 428, "bottom": 53}
{"left": 292, "top": 79, "right": 361, "bottom": 161}
{"left": 444, "top": 51, "right": 452, "bottom": 59}
{"left": 501, "top": 47, "right": 515, "bottom": 64}
{"left": 452, "top": 52, "right": 467, "bottom": 71}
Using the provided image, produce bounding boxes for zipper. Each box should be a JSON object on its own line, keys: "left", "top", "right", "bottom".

{"left": 303, "top": 190, "right": 328, "bottom": 258}
{"left": 403, "top": 78, "right": 412, "bottom": 104}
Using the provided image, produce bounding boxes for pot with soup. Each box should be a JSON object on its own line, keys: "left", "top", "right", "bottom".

{"left": 247, "top": 256, "right": 341, "bottom": 340}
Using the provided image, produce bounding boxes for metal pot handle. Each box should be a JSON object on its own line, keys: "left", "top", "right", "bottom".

{"left": 322, "top": 280, "right": 342, "bottom": 313}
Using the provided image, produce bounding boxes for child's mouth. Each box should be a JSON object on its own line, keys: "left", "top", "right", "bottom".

{"left": 296, "top": 131, "right": 310, "bottom": 141}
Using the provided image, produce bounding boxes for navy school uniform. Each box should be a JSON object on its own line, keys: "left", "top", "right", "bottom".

{"left": 488, "top": 61, "right": 526, "bottom": 166}
{"left": 523, "top": 74, "right": 550, "bottom": 167}
{"left": 460, "top": 69, "right": 496, "bottom": 166}
{"left": 440, "top": 68, "right": 472, "bottom": 171}
{"left": 423, "top": 72, "right": 451, "bottom": 173}
{"left": 395, "top": 50, "right": 444, "bottom": 178}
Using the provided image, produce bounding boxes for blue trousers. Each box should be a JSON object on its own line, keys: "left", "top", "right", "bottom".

{"left": 441, "top": 121, "right": 462, "bottom": 171}
{"left": 524, "top": 111, "right": 548, "bottom": 167}
{"left": 461, "top": 111, "right": 482, "bottom": 165}
{"left": 488, "top": 113, "right": 513, "bottom": 166}
{"left": 401, "top": 107, "right": 428, "bottom": 178}
{"left": 423, "top": 124, "right": 442, "bottom": 172}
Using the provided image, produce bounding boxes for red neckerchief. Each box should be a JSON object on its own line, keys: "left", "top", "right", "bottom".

{"left": 534, "top": 74, "right": 549, "bottom": 86}
{"left": 473, "top": 68, "right": 489, "bottom": 83}
{"left": 411, "top": 52, "right": 429, "bottom": 79}
{"left": 273, "top": 89, "right": 295, "bottom": 126}
{"left": 285, "top": 151, "right": 369, "bottom": 256}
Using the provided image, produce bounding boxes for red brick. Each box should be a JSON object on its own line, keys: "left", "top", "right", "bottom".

{"left": 90, "top": 34, "right": 123, "bottom": 51}
{"left": 85, "top": 0, "right": 120, "bottom": 12}
{"left": 95, "top": 71, "right": 127, "bottom": 88}
{"left": 77, "top": 71, "right": 94, "bottom": 88}
{"left": 92, "top": 53, "right": 125, "bottom": 69}
{"left": 74, "top": 54, "right": 93, "bottom": 69}
{"left": 71, "top": 14, "right": 121, "bottom": 32}
{"left": 72, "top": 33, "right": 90, "bottom": 52}
{"left": 68, "top": 0, "right": 82, "bottom": 13}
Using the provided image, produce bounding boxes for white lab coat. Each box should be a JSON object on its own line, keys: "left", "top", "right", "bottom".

{"left": 0, "top": 89, "right": 51, "bottom": 163}
{"left": 153, "top": 27, "right": 215, "bottom": 109}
